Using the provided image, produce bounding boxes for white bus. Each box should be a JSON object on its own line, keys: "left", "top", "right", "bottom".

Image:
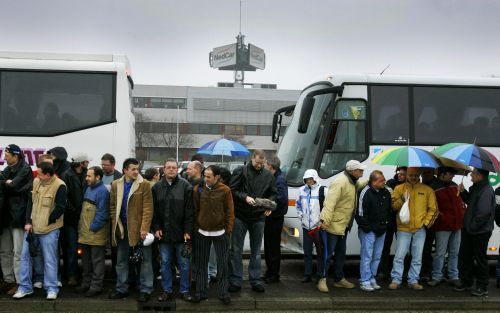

{"left": 0, "top": 51, "right": 135, "bottom": 169}
{"left": 273, "top": 73, "right": 500, "bottom": 256}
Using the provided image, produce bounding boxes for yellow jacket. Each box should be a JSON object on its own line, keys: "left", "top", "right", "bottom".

{"left": 320, "top": 171, "right": 367, "bottom": 236}
{"left": 392, "top": 182, "right": 438, "bottom": 233}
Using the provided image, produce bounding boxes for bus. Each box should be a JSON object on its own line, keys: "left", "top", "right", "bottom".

{"left": 0, "top": 51, "right": 135, "bottom": 169}
{"left": 272, "top": 73, "right": 500, "bottom": 256}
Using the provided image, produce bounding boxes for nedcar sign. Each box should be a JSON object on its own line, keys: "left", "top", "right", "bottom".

{"left": 210, "top": 44, "right": 237, "bottom": 69}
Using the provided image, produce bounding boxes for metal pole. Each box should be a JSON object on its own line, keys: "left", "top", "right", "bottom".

{"left": 176, "top": 105, "right": 179, "bottom": 162}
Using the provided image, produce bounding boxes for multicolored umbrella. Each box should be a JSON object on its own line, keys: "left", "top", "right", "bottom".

{"left": 432, "top": 143, "right": 500, "bottom": 173}
{"left": 372, "top": 146, "right": 440, "bottom": 168}
{"left": 197, "top": 138, "right": 250, "bottom": 157}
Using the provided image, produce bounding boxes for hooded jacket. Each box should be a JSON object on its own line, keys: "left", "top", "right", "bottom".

{"left": 430, "top": 179, "right": 465, "bottom": 232}
{"left": 47, "top": 147, "right": 71, "bottom": 177}
{"left": 461, "top": 179, "right": 495, "bottom": 235}
{"left": 296, "top": 169, "right": 326, "bottom": 231}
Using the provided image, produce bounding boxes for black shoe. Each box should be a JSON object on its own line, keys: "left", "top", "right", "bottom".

{"left": 219, "top": 296, "right": 231, "bottom": 305}
{"left": 137, "top": 292, "right": 151, "bottom": 302}
{"left": 497, "top": 278, "right": 500, "bottom": 288}
{"left": 84, "top": 289, "right": 102, "bottom": 297}
{"left": 251, "top": 284, "right": 265, "bottom": 293}
{"left": 181, "top": 293, "right": 193, "bottom": 302}
{"left": 74, "top": 285, "right": 90, "bottom": 294}
{"left": 158, "top": 292, "right": 173, "bottom": 302}
{"left": 454, "top": 282, "right": 473, "bottom": 292}
{"left": 420, "top": 275, "right": 430, "bottom": 283}
{"left": 302, "top": 275, "right": 312, "bottom": 283}
{"left": 191, "top": 295, "right": 208, "bottom": 303}
{"left": 108, "top": 290, "right": 129, "bottom": 299}
{"left": 264, "top": 276, "right": 280, "bottom": 284}
{"left": 228, "top": 285, "right": 241, "bottom": 293}
{"left": 471, "top": 287, "right": 488, "bottom": 297}
{"left": 209, "top": 276, "right": 218, "bottom": 284}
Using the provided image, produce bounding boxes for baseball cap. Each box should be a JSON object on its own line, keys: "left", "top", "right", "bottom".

{"left": 345, "top": 160, "right": 367, "bottom": 171}
{"left": 71, "top": 152, "right": 92, "bottom": 163}
{"left": 5, "top": 144, "right": 22, "bottom": 156}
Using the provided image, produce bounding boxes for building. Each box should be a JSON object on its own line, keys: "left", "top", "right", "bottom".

{"left": 132, "top": 84, "right": 300, "bottom": 162}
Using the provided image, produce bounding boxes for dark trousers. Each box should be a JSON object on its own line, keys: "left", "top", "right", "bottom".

{"left": 81, "top": 244, "right": 105, "bottom": 291}
{"left": 194, "top": 232, "right": 230, "bottom": 299}
{"left": 264, "top": 216, "right": 284, "bottom": 279}
{"left": 60, "top": 225, "right": 79, "bottom": 279}
{"left": 459, "top": 230, "right": 491, "bottom": 289}
{"left": 421, "top": 228, "right": 435, "bottom": 278}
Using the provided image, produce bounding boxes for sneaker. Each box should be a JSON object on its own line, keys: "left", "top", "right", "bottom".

{"left": 360, "top": 283, "right": 375, "bottom": 292}
{"left": 370, "top": 279, "right": 381, "bottom": 290}
{"left": 228, "top": 285, "right": 241, "bottom": 293}
{"left": 57, "top": 281, "right": 62, "bottom": 287}
{"left": 46, "top": 291, "right": 58, "bottom": 300}
{"left": 408, "top": 282, "right": 424, "bottom": 290}
{"left": 471, "top": 287, "right": 488, "bottom": 297}
{"left": 448, "top": 279, "right": 460, "bottom": 287}
{"left": 388, "top": 282, "right": 400, "bottom": 290}
{"left": 181, "top": 293, "right": 193, "bottom": 302}
{"left": 138, "top": 292, "right": 151, "bottom": 302}
{"left": 219, "top": 296, "right": 231, "bottom": 305}
{"left": 108, "top": 290, "right": 129, "bottom": 299}
{"left": 427, "top": 279, "right": 441, "bottom": 287}
{"left": 33, "top": 282, "right": 43, "bottom": 289}
{"left": 251, "top": 284, "right": 265, "bottom": 293}
{"left": 454, "top": 282, "right": 473, "bottom": 292}
{"left": 317, "top": 278, "right": 329, "bottom": 293}
{"left": 333, "top": 278, "right": 355, "bottom": 289}
{"left": 302, "top": 275, "right": 312, "bottom": 283}
{"left": 67, "top": 276, "right": 78, "bottom": 287}
{"left": 12, "top": 290, "right": 34, "bottom": 299}
{"left": 158, "top": 292, "right": 173, "bottom": 302}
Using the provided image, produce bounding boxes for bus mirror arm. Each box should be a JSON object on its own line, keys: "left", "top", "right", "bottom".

{"left": 298, "top": 86, "right": 344, "bottom": 134}
{"left": 271, "top": 105, "right": 296, "bottom": 143}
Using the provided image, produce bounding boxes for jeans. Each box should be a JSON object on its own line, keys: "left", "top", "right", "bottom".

{"left": 0, "top": 227, "right": 24, "bottom": 283}
{"left": 61, "top": 225, "right": 79, "bottom": 279}
{"left": 159, "top": 243, "right": 190, "bottom": 294}
{"left": 324, "top": 232, "right": 347, "bottom": 281}
{"left": 208, "top": 244, "right": 217, "bottom": 279}
{"left": 358, "top": 229, "right": 386, "bottom": 284}
{"left": 18, "top": 229, "right": 60, "bottom": 294}
{"left": 432, "top": 230, "right": 460, "bottom": 281}
{"left": 115, "top": 233, "right": 154, "bottom": 294}
{"left": 33, "top": 252, "right": 44, "bottom": 283}
{"left": 229, "top": 218, "right": 265, "bottom": 287}
{"left": 391, "top": 228, "right": 426, "bottom": 285}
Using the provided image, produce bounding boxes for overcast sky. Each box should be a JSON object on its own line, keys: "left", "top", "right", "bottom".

{"left": 1, "top": 0, "right": 499, "bottom": 89}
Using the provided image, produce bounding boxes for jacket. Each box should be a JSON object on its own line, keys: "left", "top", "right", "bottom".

{"left": 320, "top": 171, "right": 367, "bottom": 236}
{"left": 0, "top": 172, "right": 5, "bottom": 230}
{"left": 29, "top": 176, "right": 66, "bottom": 234}
{"left": 392, "top": 182, "right": 438, "bottom": 233}
{"left": 152, "top": 175, "right": 194, "bottom": 244}
{"left": 461, "top": 179, "right": 495, "bottom": 235}
{"left": 2, "top": 159, "right": 34, "bottom": 228}
{"left": 47, "top": 147, "right": 71, "bottom": 177}
{"left": 78, "top": 181, "right": 110, "bottom": 246}
{"left": 355, "top": 185, "right": 392, "bottom": 236}
{"left": 193, "top": 181, "right": 234, "bottom": 234}
{"left": 230, "top": 163, "right": 277, "bottom": 222}
{"left": 61, "top": 167, "right": 87, "bottom": 226}
{"left": 495, "top": 186, "right": 500, "bottom": 227}
{"left": 296, "top": 183, "right": 327, "bottom": 231}
{"left": 110, "top": 174, "right": 153, "bottom": 247}
{"left": 430, "top": 180, "right": 465, "bottom": 232}
{"left": 271, "top": 169, "right": 288, "bottom": 218}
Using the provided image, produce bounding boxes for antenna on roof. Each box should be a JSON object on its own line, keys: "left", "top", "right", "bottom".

{"left": 380, "top": 64, "right": 390, "bottom": 75}
{"left": 239, "top": 0, "right": 243, "bottom": 35}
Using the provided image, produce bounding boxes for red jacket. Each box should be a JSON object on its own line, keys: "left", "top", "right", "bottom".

{"left": 430, "top": 180, "right": 466, "bottom": 231}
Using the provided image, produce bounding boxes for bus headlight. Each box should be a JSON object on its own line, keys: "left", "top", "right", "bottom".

{"left": 489, "top": 246, "right": 498, "bottom": 252}
{"left": 282, "top": 227, "right": 300, "bottom": 238}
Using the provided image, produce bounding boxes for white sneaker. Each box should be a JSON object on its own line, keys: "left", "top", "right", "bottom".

{"left": 370, "top": 279, "right": 381, "bottom": 290}
{"left": 57, "top": 281, "right": 62, "bottom": 287}
{"left": 156, "top": 275, "right": 162, "bottom": 280}
{"left": 13, "top": 290, "right": 34, "bottom": 299}
{"left": 360, "top": 283, "right": 375, "bottom": 292}
{"left": 46, "top": 291, "right": 58, "bottom": 300}
{"left": 317, "top": 278, "right": 329, "bottom": 293}
{"left": 33, "top": 282, "right": 43, "bottom": 289}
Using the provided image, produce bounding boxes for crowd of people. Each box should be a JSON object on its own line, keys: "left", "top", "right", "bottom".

{"left": 0, "top": 143, "right": 499, "bottom": 304}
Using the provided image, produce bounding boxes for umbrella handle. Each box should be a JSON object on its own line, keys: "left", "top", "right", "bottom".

{"left": 457, "top": 176, "right": 464, "bottom": 197}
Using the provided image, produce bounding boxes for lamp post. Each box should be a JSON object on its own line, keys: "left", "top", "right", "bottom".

{"left": 176, "top": 105, "right": 179, "bottom": 162}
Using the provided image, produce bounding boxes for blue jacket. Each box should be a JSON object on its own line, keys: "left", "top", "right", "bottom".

{"left": 83, "top": 181, "right": 110, "bottom": 232}
{"left": 272, "top": 169, "right": 288, "bottom": 217}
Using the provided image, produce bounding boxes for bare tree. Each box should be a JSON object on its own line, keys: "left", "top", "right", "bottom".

{"left": 134, "top": 110, "right": 157, "bottom": 148}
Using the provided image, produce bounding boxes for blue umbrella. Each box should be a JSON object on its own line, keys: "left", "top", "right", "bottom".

{"left": 197, "top": 138, "right": 250, "bottom": 162}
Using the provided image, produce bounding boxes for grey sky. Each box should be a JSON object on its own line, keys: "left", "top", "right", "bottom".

{"left": 1, "top": 0, "right": 499, "bottom": 89}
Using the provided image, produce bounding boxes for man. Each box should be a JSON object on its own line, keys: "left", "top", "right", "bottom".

{"left": 496, "top": 186, "right": 500, "bottom": 289}
{"left": 229, "top": 150, "right": 277, "bottom": 293}
{"left": 152, "top": 159, "right": 193, "bottom": 302}
{"left": 427, "top": 167, "right": 465, "bottom": 287}
{"left": 180, "top": 154, "right": 204, "bottom": 179}
{"left": 60, "top": 152, "right": 90, "bottom": 286}
{"left": 192, "top": 165, "right": 234, "bottom": 304}
{"left": 47, "top": 147, "right": 71, "bottom": 178}
{"left": 13, "top": 162, "right": 66, "bottom": 300}
{"left": 109, "top": 158, "right": 154, "bottom": 302}
{"left": 144, "top": 167, "right": 160, "bottom": 188}
{"left": 319, "top": 160, "right": 366, "bottom": 291}
{"left": 100, "top": 153, "right": 122, "bottom": 187}
{"left": 378, "top": 167, "right": 407, "bottom": 280}
{"left": 1, "top": 144, "right": 34, "bottom": 295}
{"left": 76, "top": 167, "right": 109, "bottom": 297}
{"left": 455, "top": 168, "right": 496, "bottom": 296}
{"left": 185, "top": 161, "right": 203, "bottom": 187}
{"left": 356, "top": 170, "right": 392, "bottom": 292}
{"left": 389, "top": 167, "right": 438, "bottom": 291}
{"left": 263, "top": 155, "right": 288, "bottom": 284}
{"left": 420, "top": 167, "right": 438, "bottom": 282}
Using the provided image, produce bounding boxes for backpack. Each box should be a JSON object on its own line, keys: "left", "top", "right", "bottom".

{"left": 319, "top": 186, "right": 326, "bottom": 212}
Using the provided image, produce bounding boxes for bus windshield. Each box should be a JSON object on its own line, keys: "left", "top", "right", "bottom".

{"left": 277, "top": 83, "right": 333, "bottom": 186}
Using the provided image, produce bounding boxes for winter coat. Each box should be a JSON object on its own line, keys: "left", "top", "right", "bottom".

{"left": 110, "top": 174, "right": 153, "bottom": 247}
{"left": 0, "top": 172, "right": 5, "bottom": 230}
{"left": 355, "top": 185, "right": 392, "bottom": 236}
{"left": 271, "top": 168, "right": 288, "bottom": 218}
{"left": 2, "top": 159, "right": 34, "bottom": 228}
{"left": 193, "top": 181, "right": 234, "bottom": 234}
{"left": 320, "top": 171, "right": 367, "bottom": 236}
{"left": 495, "top": 186, "right": 500, "bottom": 227}
{"left": 430, "top": 180, "right": 465, "bottom": 232}
{"left": 296, "top": 182, "right": 327, "bottom": 231}
{"left": 461, "top": 179, "right": 495, "bottom": 235}
{"left": 152, "top": 175, "right": 194, "bottom": 244}
{"left": 392, "top": 182, "right": 438, "bottom": 233}
{"left": 61, "top": 167, "right": 87, "bottom": 226}
{"left": 78, "top": 181, "right": 110, "bottom": 246}
{"left": 230, "top": 163, "right": 277, "bottom": 222}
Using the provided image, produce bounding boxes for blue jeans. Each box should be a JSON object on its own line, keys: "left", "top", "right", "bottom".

{"left": 32, "top": 236, "right": 44, "bottom": 283}
{"left": 229, "top": 218, "right": 265, "bottom": 287}
{"left": 432, "top": 230, "right": 460, "bottom": 281}
{"left": 358, "top": 229, "right": 386, "bottom": 284}
{"left": 159, "top": 243, "right": 190, "bottom": 294}
{"left": 324, "top": 232, "right": 347, "bottom": 281}
{"left": 18, "top": 229, "right": 60, "bottom": 294}
{"left": 61, "top": 225, "right": 78, "bottom": 278}
{"left": 115, "top": 233, "right": 154, "bottom": 294}
{"left": 391, "top": 228, "right": 426, "bottom": 285}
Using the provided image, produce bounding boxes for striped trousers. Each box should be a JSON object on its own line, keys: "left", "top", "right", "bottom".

{"left": 194, "top": 232, "right": 230, "bottom": 299}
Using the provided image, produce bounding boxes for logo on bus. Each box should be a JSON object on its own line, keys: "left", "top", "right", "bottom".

{"left": 0, "top": 147, "right": 47, "bottom": 167}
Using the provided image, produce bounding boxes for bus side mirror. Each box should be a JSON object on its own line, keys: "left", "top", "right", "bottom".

{"left": 298, "top": 96, "right": 315, "bottom": 133}
{"left": 271, "top": 113, "right": 282, "bottom": 143}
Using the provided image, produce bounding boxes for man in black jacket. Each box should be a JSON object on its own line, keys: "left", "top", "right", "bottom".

{"left": 60, "top": 152, "right": 90, "bottom": 286}
{"left": 47, "top": 147, "right": 71, "bottom": 178}
{"left": 456, "top": 168, "right": 496, "bottom": 296}
{"left": 495, "top": 185, "right": 500, "bottom": 288}
{"left": 229, "top": 150, "right": 277, "bottom": 293}
{"left": 1, "top": 144, "right": 33, "bottom": 295}
{"left": 153, "top": 159, "right": 194, "bottom": 302}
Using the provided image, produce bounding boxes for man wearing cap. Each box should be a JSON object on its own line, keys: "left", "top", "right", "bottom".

{"left": 75, "top": 166, "right": 109, "bottom": 297}
{"left": 60, "top": 152, "right": 91, "bottom": 286}
{"left": 389, "top": 167, "right": 438, "bottom": 291}
{"left": 320, "top": 160, "right": 367, "bottom": 290}
{"left": 1, "top": 144, "right": 34, "bottom": 295}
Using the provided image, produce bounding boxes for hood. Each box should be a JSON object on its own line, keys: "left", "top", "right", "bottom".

{"left": 303, "top": 169, "right": 319, "bottom": 184}
{"left": 47, "top": 146, "right": 68, "bottom": 161}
